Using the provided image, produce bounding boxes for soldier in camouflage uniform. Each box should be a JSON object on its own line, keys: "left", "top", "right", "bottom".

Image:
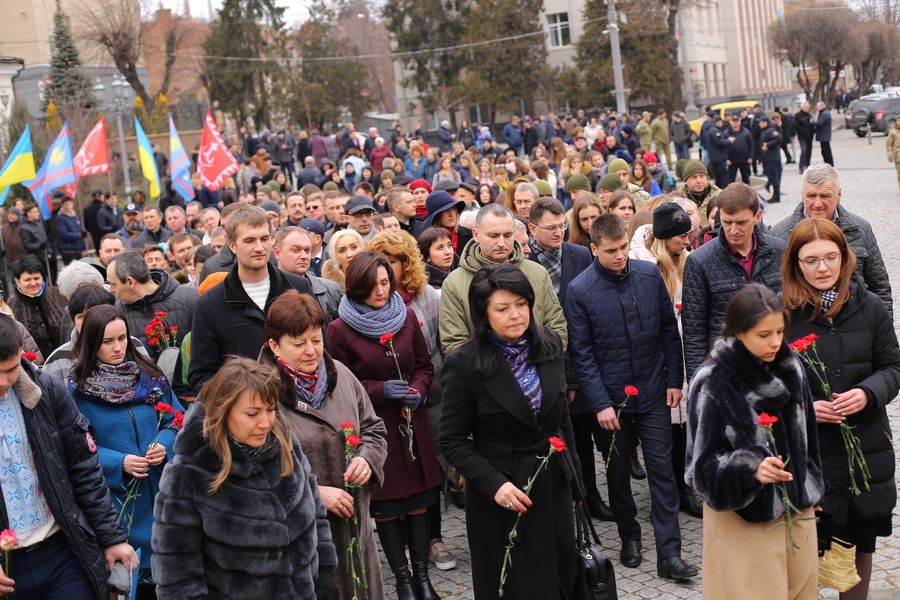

{"left": 651, "top": 109, "right": 671, "bottom": 167}
{"left": 886, "top": 114, "right": 900, "bottom": 193}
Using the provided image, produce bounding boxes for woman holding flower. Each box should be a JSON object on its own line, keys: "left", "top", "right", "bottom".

{"left": 260, "top": 290, "right": 389, "bottom": 600}
{"left": 685, "top": 283, "right": 824, "bottom": 600}
{"left": 439, "top": 264, "right": 579, "bottom": 600}
{"left": 326, "top": 251, "right": 441, "bottom": 600}
{"left": 67, "top": 304, "right": 183, "bottom": 599}
{"left": 781, "top": 219, "right": 900, "bottom": 600}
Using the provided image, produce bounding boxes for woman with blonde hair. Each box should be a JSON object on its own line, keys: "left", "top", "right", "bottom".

{"left": 561, "top": 152, "right": 597, "bottom": 193}
{"left": 567, "top": 194, "right": 604, "bottom": 248}
{"left": 321, "top": 228, "right": 365, "bottom": 290}
{"left": 152, "top": 357, "right": 339, "bottom": 599}
{"left": 432, "top": 155, "right": 460, "bottom": 186}
{"left": 457, "top": 151, "right": 481, "bottom": 181}
{"left": 478, "top": 158, "right": 493, "bottom": 185}
{"left": 628, "top": 202, "right": 703, "bottom": 518}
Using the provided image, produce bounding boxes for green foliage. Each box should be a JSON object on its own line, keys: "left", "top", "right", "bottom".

{"left": 41, "top": 0, "right": 96, "bottom": 117}
{"left": 460, "top": 0, "right": 548, "bottom": 121}
{"left": 203, "top": 0, "right": 285, "bottom": 126}
{"left": 270, "top": 5, "right": 370, "bottom": 131}
{"left": 382, "top": 0, "right": 469, "bottom": 119}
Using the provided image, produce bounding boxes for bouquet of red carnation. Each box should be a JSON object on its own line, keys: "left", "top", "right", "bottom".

{"left": 379, "top": 333, "right": 416, "bottom": 461}
{"left": 789, "top": 334, "right": 870, "bottom": 495}
{"left": 144, "top": 311, "right": 180, "bottom": 351}
{"left": 339, "top": 422, "right": 368, "bottom": 599}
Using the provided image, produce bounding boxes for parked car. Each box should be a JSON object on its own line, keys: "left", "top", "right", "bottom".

{"left": 847, "top": 96, "right": 900, "bottom": 137}
{"left": 689, "top": 100, "right": 760, "bottom": 134}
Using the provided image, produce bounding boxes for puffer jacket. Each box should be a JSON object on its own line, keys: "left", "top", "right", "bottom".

{"left": 152, "top": 405, "right": 337, "bottom": 600}
{"left": 682, "top": 228, "right": 786, "bottom": 380}
{"left": 439, "top": 238, "right": 567, "bottom": 354}
{"left": 55, "top": 211, "right": 86, "bottom": 253}
{"left": 676, "top": 182, "right": 721, "bottom": 227}
{"left": 769, "top": 203, "right": 892, "bottom": 318}
{"left": 4, "top": 360, "right": 128, "bottom": 599}
{"left": 117, "top": 269, "right": 197, "bottom": 360}
{"left": 685, "top": 338, "right": 824, "bottom": 523}
{"left": 788, "top": 277, "right": 900, "bottom": 525}
{"left": 565, "top": 258, "right": 683, "bottom": 414}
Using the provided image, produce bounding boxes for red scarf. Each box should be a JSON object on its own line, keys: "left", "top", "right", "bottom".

{"left": 416, "top": 205, "right": 428, "bottom": 218}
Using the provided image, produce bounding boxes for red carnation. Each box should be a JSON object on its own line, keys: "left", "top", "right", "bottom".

{"left": 169, "top": 326, "right": 178, "bottom": 333}
{"left": 379, "top": 333, "right": 395, "bottom": 346}
{"left": 21, "top": 352, "right": 38, "bottom": 362}
{"left": 549, "top": 436, "right": 567, "bottom": 453}
{"left": 347, "top": 435, "right": 361, "bottom": 447}
{"left": 755, "top": 413, "right": 779, "bottom": 427}
{"left": 148, "top": 337, "right": 160, "bottom": 346}
{"left": 418, "top": 321, "right": 424, "bottom": 327}
{"left": 172, "top": 411, "right": 185, "bottom": 430}
{"left": 339, "top": 422, "right": 354, "bottom": 431}
{"left": 154, "top": 311, "right": 167, "bottom": 318}
{"left": 624, "top": 386, "right": 639, "bottom": 396}
{"left": 675, "top": 304, "right": 682, "bottom": 311}
{"left": 154, "top": 402, "right": 174, "bottom": 414}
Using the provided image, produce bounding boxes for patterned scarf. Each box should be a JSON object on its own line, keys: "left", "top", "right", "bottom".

{"left": 529, "top": 239, "right": 562, "bottom": 294}
{"left": 820, "top": 285, "right": 839, "bottom": 310}
{"left": 74, "top": 361, "right": 165, "bottom": 405}
{"left": 337, "top": 292, "right": 408, "bottom": 338}
{"left": 489, "top": 331, "right": 542, "bottom": 418}
{"left": 277, "top": 357, "right": 329, "bottom": 410}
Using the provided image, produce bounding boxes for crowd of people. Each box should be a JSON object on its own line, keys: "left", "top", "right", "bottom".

{"left": 0, "top": 109, "right": 895, "bottom": 600}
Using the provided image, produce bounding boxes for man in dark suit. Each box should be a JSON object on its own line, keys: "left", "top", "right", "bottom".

{"left": 526, "top": 197, "right": 614, "bottom": 520}
{"left": 83, "top": 188, "right": 106, "bottom": 250}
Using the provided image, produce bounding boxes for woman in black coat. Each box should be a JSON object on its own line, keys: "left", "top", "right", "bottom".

{"left": 782, "top": 219, "right": 900, "bottom": 600}
{"left": 439, "top": 264, "right": 579, "bottom": 600}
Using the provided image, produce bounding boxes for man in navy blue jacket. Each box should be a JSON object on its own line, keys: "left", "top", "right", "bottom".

{"left": 565, "top": 214, "right": 697, "bottom": 580}
{"left": 814, "top": 101, "right": 833, "bottom": 166}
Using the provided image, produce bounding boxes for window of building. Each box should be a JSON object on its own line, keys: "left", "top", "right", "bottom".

{"left": 547, "top": 13, "right": 571, "bottom": 47}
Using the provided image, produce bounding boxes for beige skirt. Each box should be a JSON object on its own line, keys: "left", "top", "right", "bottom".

{"left": 702, "top": 504, "right": 818, "bottom": 600}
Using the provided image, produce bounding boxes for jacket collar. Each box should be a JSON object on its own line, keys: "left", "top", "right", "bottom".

{"left": 223, "top": 262, "right": 294, "bottom": 311}
{"left": 480, "top": 344, "right": 559, "bottom": 432}
{"left": 591, "top": 257, "right": 630, "bottom": 281}
{"left": 13, "top": 360, "right": 42, "bottom": 410}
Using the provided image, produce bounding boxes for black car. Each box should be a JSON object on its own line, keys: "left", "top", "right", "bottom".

{"left": 847, "top": 97, "right": 900, "bottom": 136}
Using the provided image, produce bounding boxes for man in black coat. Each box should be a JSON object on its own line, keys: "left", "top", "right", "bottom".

{"left": 83, "top": 189, "right": 105, "bottom": 250}
{"left": 724, "top": 115, "right": 754, "bottom": 184}
{"left": 794, "top": 101, "right": 815, "bottom": 174}
{"left": 682, "top": 183, "right": 786, "bottom": 380}
{"left": 189, "top": 205, "right": 317, "bottom": 390}
{"left": 386, "top": 186, "right": 423, "bottom": 239}
{"left": 757, "top": 114, "right": 783, "bottom": 203}
{"left": 0, "top": 316, "right": 138, "bottom": 598}
{"left": 296, "top": 156, "right": 323, "bottom": 188}
{"left": 97, "top": 192, "right": 124, "bottom": 237}
{"left": 776, "top": 108, "right": 794, "bottom": 164}
{"left": 705, "top": 116, "right": 731, "bottom": 189}
{"left": 814, "top": 101, "right": 833, "bottom": 166}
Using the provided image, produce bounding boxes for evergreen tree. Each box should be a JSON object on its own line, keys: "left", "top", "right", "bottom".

{"left": 203, "top": 0, "right": 285, "bottom": 126}
{"left": 459, "top": 0, "right": 548, "bottom": 123}
{"left": 41, "top": 0, "right": 95, "bottom": 117}
{"left": 382, "top": 0, "right": 469, "bottom": 124}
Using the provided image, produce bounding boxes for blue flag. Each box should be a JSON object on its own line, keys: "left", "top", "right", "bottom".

{"left": 24, "top": 122, "right": 77, "bottom": 219}
{"left": 168, "top": 114, "right": 195, "bottom": 202}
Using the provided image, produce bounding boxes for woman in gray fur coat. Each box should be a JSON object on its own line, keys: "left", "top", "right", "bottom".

{"left": 685, "top": 284, "right": 824, "bottom": 600}
{"left": 151, "top": 358, "right": 339, "bottom": 600}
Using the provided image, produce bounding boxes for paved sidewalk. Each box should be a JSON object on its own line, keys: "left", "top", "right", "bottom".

{"left": 380, "top": 129, "right": 900, "bottom": 599}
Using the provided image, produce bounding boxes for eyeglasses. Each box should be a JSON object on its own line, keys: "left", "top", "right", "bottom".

{"left": 534, "top": 222, "right": 568, "bottom": 233}
{"left": 799, "top": 253, "right": 841, "bottom": 270}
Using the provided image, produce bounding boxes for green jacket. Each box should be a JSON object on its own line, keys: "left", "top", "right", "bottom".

{"left": 886, "top": 127, "right": 900, "bottom": 161}
{"left": 439, "top": 238, "right": 568, "bottom": 354}
{"left": 677, "top": 182, "right": 722, "bottom": 226}
{"left": 651, "top": 117, "right": 670, "bottom": 144}
{"left": 625, "top": 183, "right": 652, "bottom": 209}
{"left": 635, "top": 119, "right": 652, "bottom": 142}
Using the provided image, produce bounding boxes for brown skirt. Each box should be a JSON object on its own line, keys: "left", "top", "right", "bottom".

{"left": 702, "top": 504, "right": 818, "bottom": 600}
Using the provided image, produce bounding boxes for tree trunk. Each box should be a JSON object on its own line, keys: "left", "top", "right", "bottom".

{"left": 667, "top": 6, "right": 683, "bottom": 113}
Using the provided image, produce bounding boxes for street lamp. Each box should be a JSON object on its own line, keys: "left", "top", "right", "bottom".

{"left": 0, "top": 90, "right": 9, "bottom": 109}
{"left": 96, "top": 76, "right": 134, "bottom": 197}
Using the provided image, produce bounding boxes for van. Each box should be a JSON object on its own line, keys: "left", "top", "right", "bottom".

{"left": 689, "top": 101, "right": 761, "bottom": 134}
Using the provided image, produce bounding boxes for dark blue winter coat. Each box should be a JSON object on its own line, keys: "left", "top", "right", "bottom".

{"left": 69, "top": 372, "right": 183, "bottom": 569}
{"left": 502, "top": 123, "right": 524, "bottom": 149}
{"left": 725, "top": 125, "right": 755, "bottom": 163}
{"left": 438, "top": 127, "right": 454, "bottom": 153}
{"left": 565, "top": 259, "right": 683, "bottom": 415}
{"left": 814, "top": 108, "right": 832, "bottom": 142}
{"left": 56, "top": 211, "right": 86, "bottom": 253}
{"left": 705, "top": 124, "right": 731, "bottom": 164}
{"left": 759, "top": 125, "right": 783, "bottom": 162}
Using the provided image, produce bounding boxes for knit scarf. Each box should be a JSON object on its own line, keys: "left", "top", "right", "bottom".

{"left": 415, "top": 205, "right": 428, "bottom": 218}
{"left": 337, "top": 292, "right": 407, "bottom": 338}
{"left": 820, "top": 286, "right": 838, "bottom": 310}
{"left": 278, "top": 357, "right": 328, "bottom": 410}
{"left": 488, "top": 331, "right": 542, "bottom": 418}
{"left": 14, "top": 281, "right": 45, "bottom": 298}
{"left": 75, "top": 361, "right": 164, "bottom": 405}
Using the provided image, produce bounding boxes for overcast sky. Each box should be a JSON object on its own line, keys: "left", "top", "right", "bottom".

{"left": 156, "top": 0, "right": 309, "bottom": 24}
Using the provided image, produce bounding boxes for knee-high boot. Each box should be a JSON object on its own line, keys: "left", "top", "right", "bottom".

{"left": 406, "top": 511, "right": 441, "bottom": 600}
{"left": 376, "top": 518, "right": 416, "bottom": 600}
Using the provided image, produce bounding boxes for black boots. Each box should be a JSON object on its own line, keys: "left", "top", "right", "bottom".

{"left": 377, "top": 518, "right": 416, "bottom": 600}
{"left": 377, "top": 514, "right": 441, "bottom": 600}
{"left": 407, "top": 511, "right": 441, "bottom": 600}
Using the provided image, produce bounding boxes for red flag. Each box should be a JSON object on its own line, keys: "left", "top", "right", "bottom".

{"left": 74, "top": 119, "right": 110, "bottom": 177}
{"left": 198, "top": 111, "right": 238, "bottom": 191}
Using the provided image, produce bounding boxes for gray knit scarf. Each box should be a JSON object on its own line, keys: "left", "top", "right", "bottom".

{"left": 337, "top": 292, "right": 407, "bottom": 338}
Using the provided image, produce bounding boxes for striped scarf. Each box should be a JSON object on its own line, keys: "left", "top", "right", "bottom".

{"left": 489, "top": 332, "right": 542, "bottom": 418}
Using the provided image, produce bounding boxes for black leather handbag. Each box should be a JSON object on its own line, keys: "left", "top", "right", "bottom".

{"left": 564, "top": 451, "right": 617, "bottom": 600}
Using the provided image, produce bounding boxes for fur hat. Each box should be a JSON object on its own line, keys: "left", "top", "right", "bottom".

{"left": 652, "top": 202, "right": 692, "bottom": 240}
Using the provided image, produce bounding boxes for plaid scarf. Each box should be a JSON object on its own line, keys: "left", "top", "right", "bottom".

{"left": 529, "top": 239, "right": 563, "bottom": 295}
{"left": 820, "top": 286, "right": 839, "bottom": 310}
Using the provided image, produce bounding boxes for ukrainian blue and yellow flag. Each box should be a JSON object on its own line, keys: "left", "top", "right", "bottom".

{"left": 133, "top": 117, "right": 161, "bottom": 198}
{"left": 168, "top": 114, "right": 195, "bottom": 202}
{"left": 0, "top": 125, "right": 37, "bottom": 205}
